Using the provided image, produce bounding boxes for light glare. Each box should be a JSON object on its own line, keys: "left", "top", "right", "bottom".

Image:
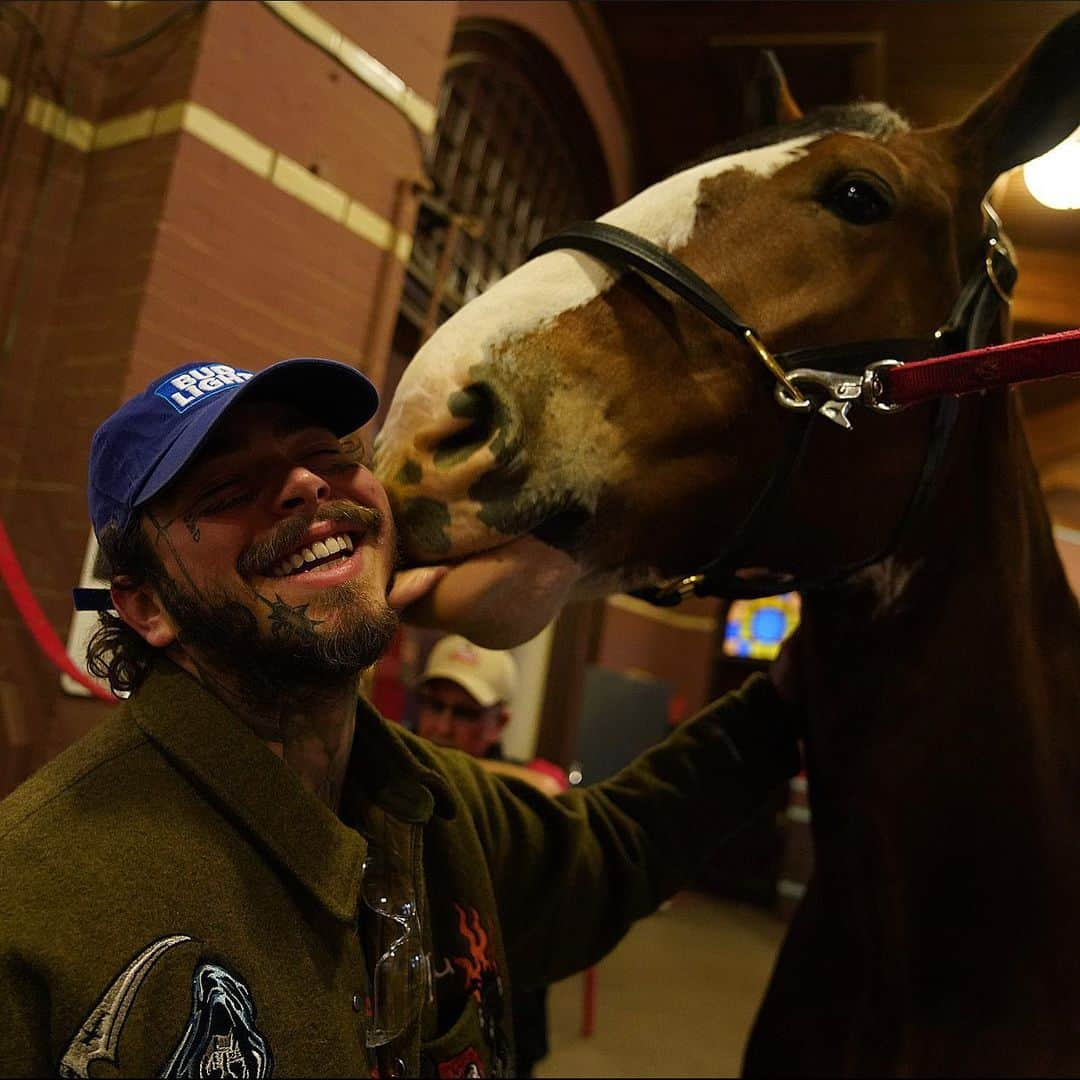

{"left": 1024, "top": 131, "right": 1080, "bottom": 211}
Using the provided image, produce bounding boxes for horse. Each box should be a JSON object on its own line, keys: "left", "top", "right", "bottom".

{"left": 373, "top": 15, "right": 1080, "bottom": 1076}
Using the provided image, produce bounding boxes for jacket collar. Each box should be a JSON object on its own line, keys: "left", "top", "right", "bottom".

{"left": 348, "top": 697, "right": 457, "bottom": 825}
{"left": 128, "top": 659, "right": 452, "bottom": 923}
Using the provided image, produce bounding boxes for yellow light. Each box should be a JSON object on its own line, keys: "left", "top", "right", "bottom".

{"left": 1023, "top": 130, "right": 1080, "bottom": 211}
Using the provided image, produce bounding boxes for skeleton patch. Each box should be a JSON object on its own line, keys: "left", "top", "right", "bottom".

{"left": 58, "top": 936, "right": 272, "bottom": 1078}
{"left": 160, "top": 962, "right": 272, "bottom": 1077}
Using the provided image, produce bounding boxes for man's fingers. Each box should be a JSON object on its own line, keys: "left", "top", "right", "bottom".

{"left": 769, "top": 627, "right": 804, "bottom": 705}
{"left": 387, "top": 565, "right": 449, "bottom": 612}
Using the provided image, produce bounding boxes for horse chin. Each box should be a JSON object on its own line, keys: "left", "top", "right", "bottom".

{"left": 397, "top": 533, "right": 584, "bottom": 648}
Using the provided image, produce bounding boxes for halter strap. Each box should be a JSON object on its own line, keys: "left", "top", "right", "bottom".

{"left": 528, "top": 207, "right": 1020, "bottom": 603}
{"left": 531, "top": 221, "right": 751, "bottom": 338}
{"left": 530, "top": 221, "right": 806, "bottom": 402}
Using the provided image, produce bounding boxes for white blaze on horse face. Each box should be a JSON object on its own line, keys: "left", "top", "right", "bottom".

{"left": 599, "top": 132, "right": 820, "bottom": 246}
{"left": 377, "top": 132, "right": 820, "bottom": 463}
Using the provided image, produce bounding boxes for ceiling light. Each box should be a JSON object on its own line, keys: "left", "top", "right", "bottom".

{"left": 1024, "top": 129, "right": 1080, "bottom": 211}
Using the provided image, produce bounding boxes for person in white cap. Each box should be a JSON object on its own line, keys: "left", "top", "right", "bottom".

{"left": 415, "top": 635, "right": 567, "bottom": 1075}
{"left": 415, "top": 635, "right": 567, "bottom": 798}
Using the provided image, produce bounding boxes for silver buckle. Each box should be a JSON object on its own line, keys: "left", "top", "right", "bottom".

{"left": 862, "top": 359, "right": 905, "bottom": 414}
{"left": 775, "top": 359, "right": 905, "bottom": 429}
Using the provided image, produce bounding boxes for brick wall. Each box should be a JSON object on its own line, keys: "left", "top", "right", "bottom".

{"left": 0, "top": 0, "right": 456, "bottom": 794}
{"left": 0, "top": 0, "right": 118, "bottom": 793}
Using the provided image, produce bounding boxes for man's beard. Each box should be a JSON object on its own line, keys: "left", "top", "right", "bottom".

{"left": 155, "top": 506, "right": 398, "bottom": 708}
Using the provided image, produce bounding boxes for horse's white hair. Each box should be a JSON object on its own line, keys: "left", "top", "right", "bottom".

{"left": 379, "top": 133, "right": 823, "bottom": 443}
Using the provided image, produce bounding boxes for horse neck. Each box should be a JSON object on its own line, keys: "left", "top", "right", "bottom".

{"left": 800, "top": 388, "right": 1080, "bottom": 900}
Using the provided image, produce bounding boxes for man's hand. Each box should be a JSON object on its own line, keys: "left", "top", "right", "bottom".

{"left": 479, "top": 759, "right": 565, "bottom": 798}
{"left": 387, "top": 565, "right": 448, "bottom": 612}
{"left": 769, "top": 627, "right": 804, "bottom": 707}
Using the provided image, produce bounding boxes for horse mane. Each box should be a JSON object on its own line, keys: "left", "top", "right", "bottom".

{"left": 677, "top": 102, "right": 911, "bottom": 174}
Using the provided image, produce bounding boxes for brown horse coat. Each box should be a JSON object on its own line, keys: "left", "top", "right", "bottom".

{"left": 375, "top": 15, "right": 1080, "bottom": 1075}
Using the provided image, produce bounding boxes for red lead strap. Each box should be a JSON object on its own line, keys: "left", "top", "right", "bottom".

{"left": 882, "top": 327, "right": 1080, "bottom": 408}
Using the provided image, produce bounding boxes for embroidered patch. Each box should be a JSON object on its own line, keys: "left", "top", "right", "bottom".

{"left": 160, "top": 962, "right": 273, "bottom": 1077}
{"left": 154, "top": 365, "right": 254, "bottom": 412}
{"left": 450, "top": 904, "right": 495, "bottom": 1001}
{"left": 59, "top": 935, "right": 193, "bottom": 1078}
{"left": 435, "top": 1046, "right": 484, "bottom": 1078}
{"left": 448, "top": 905, "right": 510, "bottom": 1077}
{"left": 57, "top": 938, "right": 272, "bottom": 1079}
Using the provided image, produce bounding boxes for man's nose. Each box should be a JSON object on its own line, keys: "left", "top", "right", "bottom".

{"left": 275, "top": 465, "right": 330, "bottom": 514}
{"left": 424, "top": 706, "right": 455, "bottom": 733}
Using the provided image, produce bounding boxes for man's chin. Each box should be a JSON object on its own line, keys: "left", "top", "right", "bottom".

{"left": 399, "top": 534, "right": 583, "bottom": 648}
{"left": 167, "top": 581, "right": 399, "bottom": 687}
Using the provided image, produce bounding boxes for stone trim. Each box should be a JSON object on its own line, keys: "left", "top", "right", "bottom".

{"left": 0, "top": 81, "right": 413, "bottom": 263}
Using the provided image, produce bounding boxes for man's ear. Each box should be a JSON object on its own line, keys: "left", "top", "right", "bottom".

{"left": 111, "top": 580, "right": 177, "bottom": 648}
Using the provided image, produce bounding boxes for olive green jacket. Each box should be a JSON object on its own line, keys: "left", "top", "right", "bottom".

{"left": 0, "top": 659, "right": 798, "bottom": 1078}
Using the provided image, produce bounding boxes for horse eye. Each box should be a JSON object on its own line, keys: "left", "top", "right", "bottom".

{"left": 821, "top": 176, "right": 893, "bottom": 225}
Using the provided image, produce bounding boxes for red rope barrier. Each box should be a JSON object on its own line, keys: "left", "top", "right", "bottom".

{"left": 0, "top": 518, "right": 117, "bottom": 704}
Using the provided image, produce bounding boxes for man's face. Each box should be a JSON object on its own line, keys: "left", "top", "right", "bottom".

{"left": 136, "top": 399, "right": 398, "bottom": 685}
{"left": 415, "top": 677, "right": 507, "bottom": 757}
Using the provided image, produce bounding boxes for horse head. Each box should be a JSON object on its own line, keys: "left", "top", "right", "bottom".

{"left": 375, "top": 14, "right": 1080, "bottom": 652}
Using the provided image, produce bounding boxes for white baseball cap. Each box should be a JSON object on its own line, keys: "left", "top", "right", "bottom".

{"left": 419, "top": 635, "right": 518, "bottom": 707}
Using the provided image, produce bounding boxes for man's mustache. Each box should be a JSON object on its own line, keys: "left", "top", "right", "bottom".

{"left": 237, "top": 502, "right": 383, "bottom": 577}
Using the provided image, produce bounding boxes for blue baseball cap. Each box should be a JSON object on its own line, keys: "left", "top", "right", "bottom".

{"left": 87, "top": 357, "right": 379, "bottom": 544}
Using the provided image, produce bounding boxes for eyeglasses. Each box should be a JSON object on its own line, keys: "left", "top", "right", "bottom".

{"left": 360, "top": 808, "right": 431, "bottom": 1048}
{"left": 416, "top": 692, "right": 490, "bottom": 723}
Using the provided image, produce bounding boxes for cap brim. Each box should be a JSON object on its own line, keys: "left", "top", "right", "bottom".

{"left": 132, "top": 358, "right": 379, "bottom": 511}
{"left": 417, "top": 667, "right": 500, "bottom": 708}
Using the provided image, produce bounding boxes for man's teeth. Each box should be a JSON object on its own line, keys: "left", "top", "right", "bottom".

{"left": 271, "top": 533, "right": 355, "bottom": 577}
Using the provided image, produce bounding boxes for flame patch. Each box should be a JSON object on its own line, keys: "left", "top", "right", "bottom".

{"left": 451, "top": 903, "right": 496, "bottom": 1000}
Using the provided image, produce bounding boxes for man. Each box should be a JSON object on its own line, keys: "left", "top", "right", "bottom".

{"left": 414, "top": 635, "right": 566, "bottom": 1076}
{"left": 415, "top": 635, "right": 566, "bottom": 798}
{"left": 0, "top": 357, "right": 803, "bottom": 1078}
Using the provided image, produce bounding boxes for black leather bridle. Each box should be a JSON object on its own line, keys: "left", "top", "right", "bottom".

{"left": 529, "top": 204, "right": 1017, "bottom": 604}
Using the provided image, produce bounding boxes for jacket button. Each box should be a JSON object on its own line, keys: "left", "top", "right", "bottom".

{"left": 351, "top": 992, "right": 363, "bottom": 1012}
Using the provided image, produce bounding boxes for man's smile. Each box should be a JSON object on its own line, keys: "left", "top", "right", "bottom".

{"left": 270, "top": 531, "right": 358, "bottom": 578}
{"left": 237, "top": 505, "right": 386, "bottom": 590}
{"left": 258, "top": 526, "right": 375, "bottom": 593}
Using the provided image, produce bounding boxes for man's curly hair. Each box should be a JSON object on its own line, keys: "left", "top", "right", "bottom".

{"left": 85, "top": 516, "right": 167, "bottom": 696}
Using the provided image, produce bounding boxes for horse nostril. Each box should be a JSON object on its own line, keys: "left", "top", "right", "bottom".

{"left": 433, "top": 383, "right": 502, "bottom": 469}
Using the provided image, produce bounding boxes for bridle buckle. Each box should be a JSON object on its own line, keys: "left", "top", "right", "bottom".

{"left": 775, "top": 358, "right": 906, "bottom": 428}
{"left": 862, "top": 359, "right": 906, "bottom": 413}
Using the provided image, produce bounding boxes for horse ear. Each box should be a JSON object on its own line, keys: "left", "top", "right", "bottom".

{"left": 743, "top": 49, "right": 804, "bottom": 132}
{"left": 953, "top": 12, "right": 1080, "bottom": 192}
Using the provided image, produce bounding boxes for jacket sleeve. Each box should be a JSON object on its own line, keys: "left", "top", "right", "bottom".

{"left": 0, "top": 952, "right": 51, "bottom": 1077}
{"left": 458, "top": 672, "right": 801, "bottom": 986}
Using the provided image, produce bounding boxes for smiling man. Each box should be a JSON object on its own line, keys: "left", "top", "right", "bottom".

{"left": 0, "top": 358, "right": 803, "bottom": 1078}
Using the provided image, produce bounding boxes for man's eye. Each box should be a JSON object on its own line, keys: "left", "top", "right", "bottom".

{"left": 194, "top": 480, "right": 251, "bottom": 514}
{"left": 304, "top": 447, "right": 357, "bottom": 470}
{"left": 204, "top": 490, "right": 252, "bottom": 514}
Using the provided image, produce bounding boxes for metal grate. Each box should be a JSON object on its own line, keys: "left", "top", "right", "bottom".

{"left": 400, "top": 29, "right": 603, "bottom": 337}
